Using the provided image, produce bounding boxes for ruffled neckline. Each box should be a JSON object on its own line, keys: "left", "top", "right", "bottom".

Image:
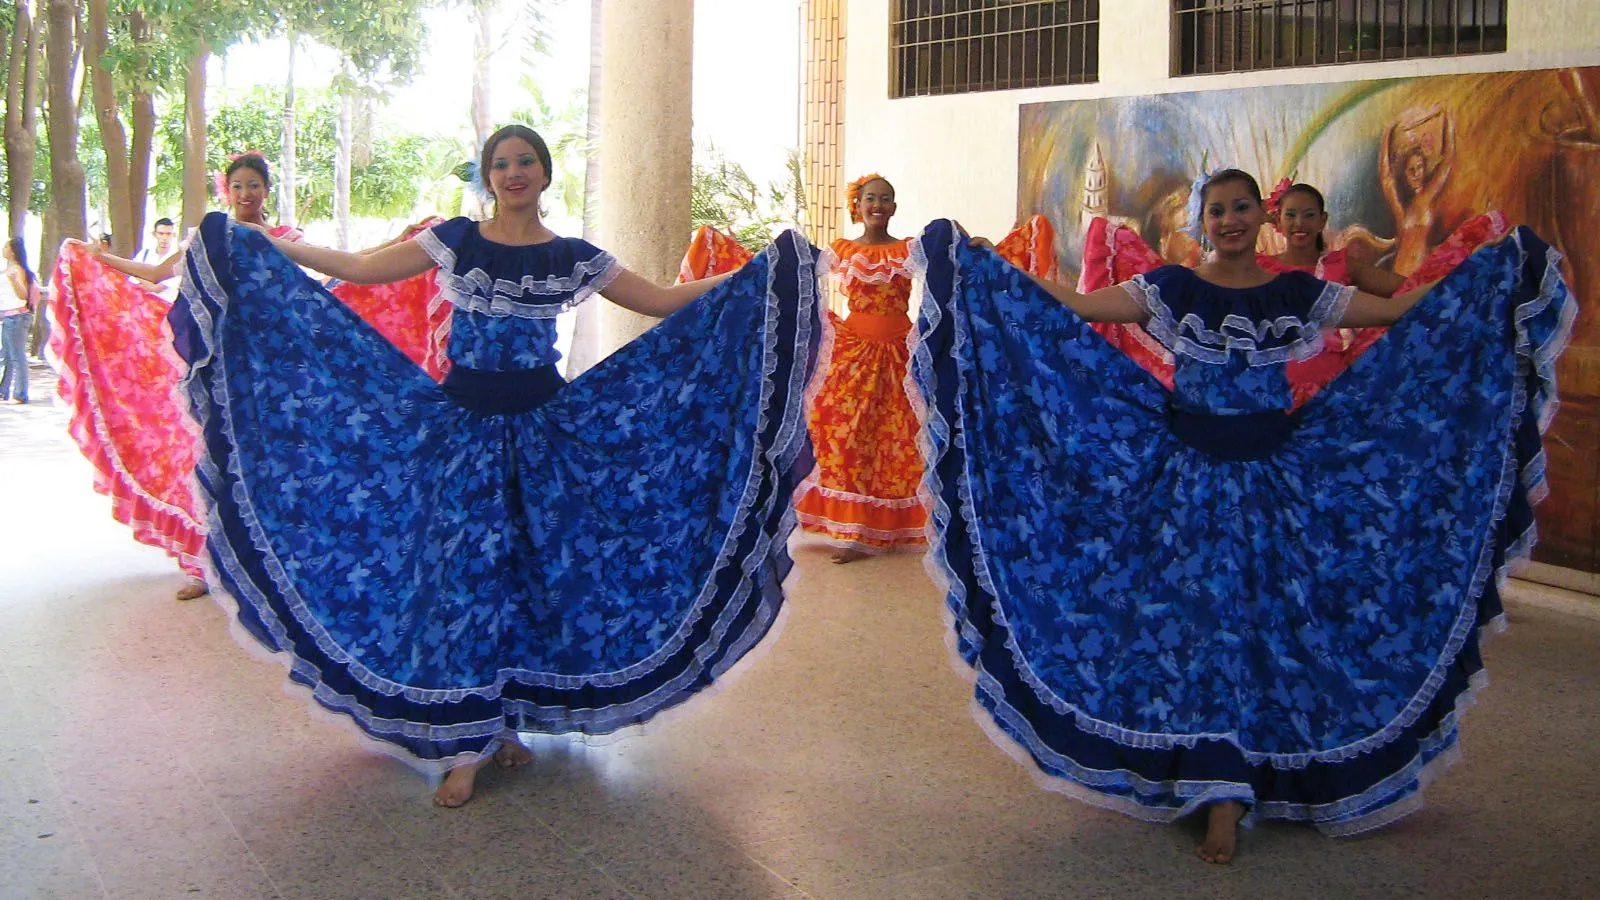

{"left": 833, "top": 237, "right": 911, "bottom": 257}
{"left": 417, "top": 217, "right": 619, "bottom": 319}
{"left": 1125, "top": 265, "right": 1354, "bottom": 366}
{"left": 832, "top": 237, "right": 915, "bottom": 286}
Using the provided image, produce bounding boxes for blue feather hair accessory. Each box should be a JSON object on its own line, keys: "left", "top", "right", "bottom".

{"left": 452, "top": 160, "right": 493, "bottom": 204}
{"left": 1184, "top": 152, "right": 1216, "bottom": 243}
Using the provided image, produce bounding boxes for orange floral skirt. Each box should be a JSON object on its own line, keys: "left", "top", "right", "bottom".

{"left": 794, "top": 309, "right": 927, "bottom": 551}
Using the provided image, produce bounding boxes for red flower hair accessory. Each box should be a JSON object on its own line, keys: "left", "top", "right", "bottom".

{"left": 1264, "top": 176, "right": 1294, "bottom": 218}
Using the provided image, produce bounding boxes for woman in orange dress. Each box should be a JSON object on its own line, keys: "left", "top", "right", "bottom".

{"left": 676, "top": 190, "right": 1060, "bottom": 566}
{"left": 792, "top": 175, "right": 925, "bottom": 563}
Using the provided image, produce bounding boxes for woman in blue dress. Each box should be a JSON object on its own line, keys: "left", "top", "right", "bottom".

{"left": 170, "top": 125, "right": 824, "bottom": 806}
{"left": 921, "top": 169, "right": 1572, "bottom": 862}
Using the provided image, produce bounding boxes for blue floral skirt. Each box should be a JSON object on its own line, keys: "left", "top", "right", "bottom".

{"left": 171, "top": 214, "right": 822, "bottom": 772}
{"left": 910, "top": 220, "right": 1573, "bottom": 834}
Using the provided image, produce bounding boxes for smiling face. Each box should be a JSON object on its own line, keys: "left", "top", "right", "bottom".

{"left": 855, "top": 178, "right": 896, "bottom": 229}
{"left": 228, "top": 165, "right": 270, "bottom": 225}
{"left": 1202, "top": 178, "right": 1265, "bottom": 256}
{"left": 485, "top": 136, "right": 551, "bottom": 213}
{"left": 1276, "top": 189, "right": 1326, "bottom": 251}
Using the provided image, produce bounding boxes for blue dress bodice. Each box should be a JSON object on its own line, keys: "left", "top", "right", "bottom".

{"left": 1123, "top": 265, "right": 1353, "bottom": 414}
{"left": 417, "top": 217, "right": 618, "bottom": 371}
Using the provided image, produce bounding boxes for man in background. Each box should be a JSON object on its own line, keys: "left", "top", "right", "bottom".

{"left": 134, "top": 218, "right": 177, "bottom": 264}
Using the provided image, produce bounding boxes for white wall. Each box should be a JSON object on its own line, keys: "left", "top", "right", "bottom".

{"left": 842, "top": 0, "right": 1600, "bottom": 239}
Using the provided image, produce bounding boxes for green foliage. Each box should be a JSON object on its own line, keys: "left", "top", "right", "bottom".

{"left": 691, "top": 146, "right": 805, "bottom": 251}
{"left": 151, "top": 85, "right": 458, "bottom": 222}
{"left": 507, "top": 74, "right": 587, "bottom": 221}
{"left": 81, "top": 116, "right": 110, "bottom": 208}
{"left": 282, "top": 0, "right": 432, "bottom": 92}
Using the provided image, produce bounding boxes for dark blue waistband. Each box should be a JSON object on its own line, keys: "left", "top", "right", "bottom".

{"left": 1168, "top": 408, "right": 1295, "bottom": 462}
{"left": 441, "top": 364, "right": 565, "bottom": 415}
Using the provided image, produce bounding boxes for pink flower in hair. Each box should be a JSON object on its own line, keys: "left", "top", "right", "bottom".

{"left": 213, "top": 151, "right": 270, "bottom": 201}
{"left": 1264, "top": 177, "right": 1294, "bottom": 218}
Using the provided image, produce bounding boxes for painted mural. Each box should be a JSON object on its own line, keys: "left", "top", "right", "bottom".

{"left": 1017, "top": 67, "right": 1600, "bottom": 574}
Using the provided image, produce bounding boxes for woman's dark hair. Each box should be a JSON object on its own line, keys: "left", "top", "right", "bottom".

{"left": 1282, "top": 183, "right": 1328, "bottom": 252}
{"left": 478, "top": 124, "right": 554, "bottom": 203}
{"left": 225, "top": 153, "right": 272, "bottom": 186}
{"left": 1201, "top": 168, "right": 1263, "bottom": 205}
{"left": 6, "top": 236, "right": 35, "bottom": 285}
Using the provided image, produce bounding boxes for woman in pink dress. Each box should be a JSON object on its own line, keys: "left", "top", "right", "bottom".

{"left": 56, "top": 152, "right": 447, "bottom": 600}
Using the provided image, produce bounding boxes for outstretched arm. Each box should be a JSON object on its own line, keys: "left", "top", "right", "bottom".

{"left": 600, "top": 268, "right": 735, "bottom": 318}
{"left": 1348, "top": 257, "right": 1406, "bottom": 297}
{"left": 1339, "top": 279, "right": 1440, "bottom": 327}
{"left": 250, "top": 226, "right": 435, "bottom": 284}
{"left": 92, "top": 244, "right": 181, "bottom": 283}
{"left": 1033, "top": 276, "right": 1150, "bottom": 323}
{"left": 971, "top": 233, "right": 1148, "bottom": 323}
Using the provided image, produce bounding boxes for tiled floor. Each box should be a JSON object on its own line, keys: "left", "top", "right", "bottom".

{"left": 4, "top": 367, "right": 1599, "bottom": 899}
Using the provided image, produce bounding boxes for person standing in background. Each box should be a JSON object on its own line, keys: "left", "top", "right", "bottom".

{"left": 2, "top": 237, "right": 37, "bottom": 404}
{"left": 132, "top": 218, "right": 181, "bottom": 297}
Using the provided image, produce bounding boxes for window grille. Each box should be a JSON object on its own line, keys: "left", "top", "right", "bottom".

{"left": 891, "top": 1, "right": 1100, "bottom": 98}
{"left": 1173, "top": 0, "right": 1508, "bottom": 76}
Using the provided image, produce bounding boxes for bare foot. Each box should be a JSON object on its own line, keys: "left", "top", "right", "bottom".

{"left": 432, "top": 758, "right": 488, "bottom": 808}
{"left": 174, "top": 579, "right": 209, "bottom": 601}
{"left": 829, "top": 547, "right": 870, "bottom": 565}
{"left": 1196, "top": 800, "right": 1245, "bottom": 864}
{"left": 493, "top": 736, "right": 533, "bottom": 769}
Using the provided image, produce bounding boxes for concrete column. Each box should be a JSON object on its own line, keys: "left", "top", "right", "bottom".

{"left": 588, "top": 0, "right": 694, "bottom": 365}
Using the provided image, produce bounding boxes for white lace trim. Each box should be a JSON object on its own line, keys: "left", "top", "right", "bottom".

{"left": 832, "top": 239, "right": 916, "bottom": 288}
{"left": 1124, "top": 274, "right": 1355, "bottom": 367}
{"left": 415, "top": 226, "right": 619, "bottom": 319}
{"left": 795, "top": 511, "right": 928, "bottom": 543}
{"left": 50, "top": 246, "right": 205, "bottom": 572}
{"left": 795, "top": 476, "right": 924, "bottom": 509}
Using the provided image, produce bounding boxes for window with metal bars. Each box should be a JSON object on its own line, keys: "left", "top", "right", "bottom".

{"left": 1173, "top": 0, "right": 1508, "bottom": 76}
{"left": 890, "top": 1, "right": 1100, "bottom": 98}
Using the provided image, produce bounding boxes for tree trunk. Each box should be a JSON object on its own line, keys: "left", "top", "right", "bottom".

{"left": 85, "top": 0, "right": 134, "bottom": 256}
{"left": 471, "top": 0, "right": 493, "bottom": 150}
{"left": 5, "top": 0, "right": 45, "bottom": 238}
{"left": 465, "top": 0, "right": 493, "bottom": 220}
{"left": 181, "top": 41, "right": 208, "bottom": 231}
{"left": 334, "top": 85, "right": 352, "bottom": 249}
{"left": 125, "top": 9, "right": 154, "bottom": 253}
{"left": 44, "top": 0, "right": 86, "bottom": 251}
{"left": 280, "top": 30, "right": 297, "bottom": 228}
